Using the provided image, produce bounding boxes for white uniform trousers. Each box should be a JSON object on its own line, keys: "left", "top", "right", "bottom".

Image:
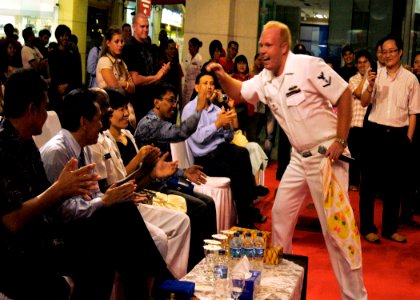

{"left": 139, "top": 204, "right": 191, "bottom": 279}
{"left": 272, "top": 147, "right": 367, "bottom": 300}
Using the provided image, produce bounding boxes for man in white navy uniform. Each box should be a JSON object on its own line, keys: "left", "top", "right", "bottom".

{"left": 207, "top": 21, "right": 367, "bottom": 300}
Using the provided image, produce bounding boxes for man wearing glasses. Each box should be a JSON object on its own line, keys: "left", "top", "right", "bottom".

{"left": 134, "top": 81, "right": 217, "bottom": 270}
{"left": 360, "top": 33, "right": 420, "bottom": 243}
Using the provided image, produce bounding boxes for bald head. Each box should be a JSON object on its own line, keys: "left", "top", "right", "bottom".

{"left": 132, "top": 13, "right": 149, "bottom": 42}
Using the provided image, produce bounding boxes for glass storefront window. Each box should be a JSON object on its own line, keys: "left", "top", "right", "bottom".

{"left": 259, "top": 0, "right": 415, "bottom": 66}
{"left": 0, "top": 0, "right": 57, "bottom": 43}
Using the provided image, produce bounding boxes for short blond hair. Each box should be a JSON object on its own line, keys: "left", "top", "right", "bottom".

{"left": 263, "top": 21, "right": 292, "bottom": 47}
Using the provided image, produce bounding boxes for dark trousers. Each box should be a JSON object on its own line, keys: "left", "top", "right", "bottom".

{"left": 0, "top": 245, "right": 71, "bottom": 300}
{"left": 359, "top": 122, "right": 410, "bottom": 236}
{"left": 348, "top": 127, "right": 364, "bottom": 187}
{"left": 64, "top": 201, "right": 172, "bottom": 300}
{"left": 195, "top": 142, "right": 257, "bottom": 226}
{"left": 163, "top": 188, "right": 217, "bottom": 270}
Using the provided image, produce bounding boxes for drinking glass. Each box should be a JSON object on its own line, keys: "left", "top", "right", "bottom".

{"left": 203, "top": 244, "right": 220, "bottom": 281}
{"left": 230, "top": 272, "right": 245, "bottom": 300}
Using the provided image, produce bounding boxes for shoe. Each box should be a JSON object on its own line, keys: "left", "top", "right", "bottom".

{"left": 364, "top": 233, "right": 380, "bottom": 244}
{"left": 383, "top": 233, "right": 407, "bottom": 243}
{"left": 255, "top": 185, "right": 269, "bottom": 197}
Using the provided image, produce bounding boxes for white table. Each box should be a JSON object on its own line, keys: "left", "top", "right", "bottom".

{"left": 182, "top": 258, "right": 304, "bottom": 300}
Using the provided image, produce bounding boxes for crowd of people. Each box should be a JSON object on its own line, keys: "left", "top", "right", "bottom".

{"left": 0, "top": 13, "right": 419, "bottom": 300}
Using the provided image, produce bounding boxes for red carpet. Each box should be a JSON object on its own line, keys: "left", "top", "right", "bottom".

{"left": 255, "top": 163, "right": 420, "bottom": 299}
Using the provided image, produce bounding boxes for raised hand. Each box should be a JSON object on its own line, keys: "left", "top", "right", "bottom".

{"left": 56, "top": 158, "right": 101, "bottom": 200}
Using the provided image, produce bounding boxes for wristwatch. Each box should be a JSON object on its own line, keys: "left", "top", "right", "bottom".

{"left": 335, "top": 137, "right": 347, "bottom": 148}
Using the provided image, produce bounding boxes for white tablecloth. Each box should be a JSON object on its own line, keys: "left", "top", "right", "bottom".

{"left": 182, "top": 258, "right": 304, "bottom": 300}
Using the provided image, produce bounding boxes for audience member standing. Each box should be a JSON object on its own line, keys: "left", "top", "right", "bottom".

{"left": 48, "top": 25, "right": 82, "bottom": 113}
{"left": 33, "top": 29, "right": 51, "bottom": 59}
{"left": 360, "top": 33, "right": 420, "bottom": 243}
{"left": 96, "top": 27, "right": 136, "bottom": 128}
{"left": 0, "top": 23, "right": 22, "bottom": 58}
{"left": 86, "top": 31, "right": 103, "bottom": 88}
{"left": 202, "top": 40, "right": 223, "bottom": 72}
{"left": 0, "top": 39, "right": 22, "bottom": 84}
{"left": 161, "top": 39, "right": 183, "bottom": 103}
{"left": 207, "top": 21, "right": 368, "bottom": 300}
{"left": 413, "top": 51, "right": 420, "bottom": 82}
{"left": 21, "top": 27, "right": 45, "bottom": 72}
{"left": 231, "top": 54, "right": 254, "bottom": 138}
{"left": 338, "top": 45, "right": 358, "bottom": 82}
{"left": 122, "top": 13, "right": 170, "bottom": 121}
{"left": 122, "top": 23, "right": 132, "bottom": 43}
{"left": 182, "top": 37, "right": 203, "bottom": 108}
{"left": 219, "top": 41, "right": 239, "bottom": 74}
{"left": 400, "top": 51, "right": 420, "bottom": 227}
{"left": 347, "top": 50, "right": 373, "bottom": 191}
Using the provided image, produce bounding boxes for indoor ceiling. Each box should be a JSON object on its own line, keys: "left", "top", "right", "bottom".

{"left": 276, "top": 0, "right": 330, "bottom": 21}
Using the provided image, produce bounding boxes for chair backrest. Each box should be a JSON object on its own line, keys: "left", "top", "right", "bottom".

{"left": 33, "top": 110, "right": 61, "bottom": 149}
{"left": 170, "top": 141, "right": 194, "bottom": 169}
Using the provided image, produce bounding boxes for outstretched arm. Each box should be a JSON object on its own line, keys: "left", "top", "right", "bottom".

{"left": 206, "top": 62, "right": 244, "bottom": 102}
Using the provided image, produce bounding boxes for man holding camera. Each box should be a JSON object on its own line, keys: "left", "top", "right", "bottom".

{"left": 182, "top": 72, "right": 266, "bottom": 228}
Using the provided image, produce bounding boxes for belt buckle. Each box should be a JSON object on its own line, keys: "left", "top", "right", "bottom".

{"left": 301, "top": 150, "right": 312, "bottom": 158}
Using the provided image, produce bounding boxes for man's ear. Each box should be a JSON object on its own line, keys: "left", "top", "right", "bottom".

{"left": 194, "top": 84, "right": 199, "bottom": 93}
{"left": 80, "top": 116, "right": 87, "bottom": 130}
{"left": 154, "top": 98, "right": 160, "bottom": 109}
{"left": 27, "top": 102, "right": 37, "bottom": 116}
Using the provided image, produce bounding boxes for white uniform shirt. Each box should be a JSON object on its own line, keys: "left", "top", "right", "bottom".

{"left": 241, "top": 52, "right": 348, "bottom": 152}
{"left": 369, "top": 65, "right": 420, "bottom": 127}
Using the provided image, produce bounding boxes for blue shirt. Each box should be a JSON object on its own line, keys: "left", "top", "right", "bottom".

{"left": 181, "top": 97, "right": 234, "bottom": 157}
{"left": 40, "top": 129, "right": 104, "bottom": 223}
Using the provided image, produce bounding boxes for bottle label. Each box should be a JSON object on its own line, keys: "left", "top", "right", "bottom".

{"left": 255, "top": 247, "right": 264, "bottom": 259}
{"left": 242, "top": 247, "right": 254, "bottom": 258}
{"left": 214, "top": 264, "right": 228, "bottom": 279}
{"left": 230, "top": 247, "right": 241, "bottom": 258}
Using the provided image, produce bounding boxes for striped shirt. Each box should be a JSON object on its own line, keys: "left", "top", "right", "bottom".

{"left": 348, "top": 72, "right": 368, "bottom": 128}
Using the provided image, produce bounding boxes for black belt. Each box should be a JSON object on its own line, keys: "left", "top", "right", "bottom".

{"left": 370, "top": 122, "right": 407, "bottom": 134}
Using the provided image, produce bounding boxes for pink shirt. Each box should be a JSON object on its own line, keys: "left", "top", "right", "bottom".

{"left": 369, "top": 65, "right": 420, "bottom": 127}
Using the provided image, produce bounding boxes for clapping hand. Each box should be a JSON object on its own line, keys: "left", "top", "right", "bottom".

{"left": 184, "top": 165, "right": 207, "bottom": 185}
{"left": 56, "top": 158, "right": 101, "bottom": 201}
{"left": 151, "top": 152, "right": 178, "bottom": 179}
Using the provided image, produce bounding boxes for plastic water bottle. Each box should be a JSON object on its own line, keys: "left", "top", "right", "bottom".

{"left": 242, "top": 232, "right": 254, "bottom": 260}
{"left": 214, "top": 249, "right": 229, "bottom": 297}
{"left": 254, "top": 232, "right": 265, "bottom": 271}
{"left": 230, "top": 232, "right": 242, "bottom": 261}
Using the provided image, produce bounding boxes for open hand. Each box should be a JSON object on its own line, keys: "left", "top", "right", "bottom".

{"left": 151, "top": 152, "right": 178, "bottom": 179}
{"left": 56, "top": 158, "right": 101, "bottom": 200}
{"left": 184, "top": 165, "right": 207, "bottom": 185}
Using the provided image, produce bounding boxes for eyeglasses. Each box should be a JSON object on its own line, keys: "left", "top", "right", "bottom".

{"left": 382, "top": 49, "right": 399, "bottom": 56}
{"left": 160, "top": 97, "right": 177, "bottom": 104}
